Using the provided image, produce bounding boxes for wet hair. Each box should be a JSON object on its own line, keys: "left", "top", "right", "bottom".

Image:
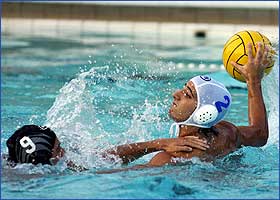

{"left": 6, "top": 125, "right": 57, "bottom": 165}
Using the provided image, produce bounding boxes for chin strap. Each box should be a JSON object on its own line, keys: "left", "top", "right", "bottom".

{"left": 169, "top": 112, "right": 195, "bottom": 138}
{"left": 169, "top": 122, "right": 180, "bottom": 138}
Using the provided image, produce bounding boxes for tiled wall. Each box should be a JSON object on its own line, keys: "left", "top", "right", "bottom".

{"left": 2, "top": 2, "right": 278, "bottom": 25}
{"left": 3, "top": 18, "right": 278, "bottom": 45}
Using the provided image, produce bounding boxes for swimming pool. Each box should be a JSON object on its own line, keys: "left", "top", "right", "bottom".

{"left": 1, "top": 25, "right": 279, "bottom": 199}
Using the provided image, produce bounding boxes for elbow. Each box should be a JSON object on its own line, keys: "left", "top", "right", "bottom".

{"left": 256, "top": 130, "right": 269, "bottom": 147}
{"left": 259, "top": 125, "right": 269, "bottom": 146}
{"left": 259, "top": 136, "right": 268, "bottom": 147}
{"left": 248, "top": 127, "right": 269, "bottom": 147}
{"left": 240, "top": 126, "right": 269, "bottom": 147}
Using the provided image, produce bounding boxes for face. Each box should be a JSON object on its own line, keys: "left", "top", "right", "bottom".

{"left": 169, "top": 81, "right": 198, "bottom": 122}
{"left": 49, "top": 137, "right": 65, "bottom": 165}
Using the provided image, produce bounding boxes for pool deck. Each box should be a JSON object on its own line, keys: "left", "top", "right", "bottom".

{"left": 2, "top": 1, "right": 278, "bottom": 44}
{"left": 2, "top": 2, "right": 278, "bottom": 25}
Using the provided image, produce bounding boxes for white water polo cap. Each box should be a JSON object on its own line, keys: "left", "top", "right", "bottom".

{"left": 169, "top": 75, "right": 232, "bottom": 137}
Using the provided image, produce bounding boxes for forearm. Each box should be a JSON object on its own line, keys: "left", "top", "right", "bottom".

{"left": 233, "top": 42, "right": 271, "bottom": 147}
{"left": 246, "top": 79, "right": 268, "bottom": 140}
{"left": 102, "top": 136, "right": 207, "bottom": 164}
{"left": 105, "top": 139, "right": 163, "bottom": 164}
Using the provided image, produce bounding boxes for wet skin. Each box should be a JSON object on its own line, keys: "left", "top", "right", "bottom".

{"left": 32, "top": 42, "right": 269, "bottom": 173}
{"left": 169, "top": 81, "right": 197, "bottom": 123}
{"left": 149, "top": 82, "right": 240, "bottom": 165}
{"left": 49, "top": 137, "right": 65, "bottom": 165}
{"left": 148, "top": 42, "right": 269, "bottom": 166}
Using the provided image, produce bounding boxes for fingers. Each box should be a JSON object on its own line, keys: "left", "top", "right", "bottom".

{"left": 262, "top": 45, "right": 269, "bottom": 59}
{"left": 168, "top": 136, "right": 210, "bottom": 152}
{"left": 186, "top": 138, "right": 209, "bottom": 147}
{"left": 261, "top": 45, "right": 273, "bottom": 68}
{"left": 230, "top": 61, "right": 244, "bottom": 74}
{"left": 173, "top": 146, "right": 193, "bottom": 152}
{"left": 183, "top": 136, "right": 209, "bottom": 151}
{"left": 261, "top": 45, "right": 269, "bottom": 67}
{"left": 183, "top": 136, "right": 208, "bottom": 145}
{"left": 246, "top": 43, "right": 253, "bottom": 61}
{"left": 185, "top": 141, "right": 209, "bottom": 151}
{"left": 255, "top": 42, "right": 264, "bottom": 64}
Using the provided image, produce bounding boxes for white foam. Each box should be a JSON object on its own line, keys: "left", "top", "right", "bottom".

{"left": 263, "top": 54, "right": 279, "bottom": 148}
{"left": 44, "top": 68, "right": 118, "bottom": 168}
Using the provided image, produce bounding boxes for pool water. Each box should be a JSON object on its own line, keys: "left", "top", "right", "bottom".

{"left": 1, "top": 30, "right": 279, "bottom": 199}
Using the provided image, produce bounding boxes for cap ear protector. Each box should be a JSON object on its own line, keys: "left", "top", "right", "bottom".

{"left": 193, "top": 105, "right": 219, "bottom": 125}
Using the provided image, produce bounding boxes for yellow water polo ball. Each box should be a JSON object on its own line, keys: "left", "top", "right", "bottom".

{"left": 222, "top": 30, "right": 275, "bottom": 82}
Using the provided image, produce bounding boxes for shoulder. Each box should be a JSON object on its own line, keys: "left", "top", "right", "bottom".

{"left": 215, "top": 121, "right": 241, "bottom": 144}
{"left": 216, "top": 120, "right": 238, "bottom": 130}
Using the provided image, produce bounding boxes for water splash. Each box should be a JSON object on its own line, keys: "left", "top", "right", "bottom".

{"left": 263, "top": 47, "right": 279, "bottom": 148}
{"left": 124, "top": 99, "right": 163, "bottom": 143}
{"left": 44, "top": 67, "right": 117, "bottom": 168}
{"left": 1, "top": 156, "right": 68, "bottom": 180}
{"left": 43, "top": 63, "right": 166, "bottom": 169}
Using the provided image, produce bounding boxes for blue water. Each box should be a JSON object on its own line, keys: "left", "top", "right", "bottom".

{"left": 1, "top": 30, "right": 279, "bottom": 199}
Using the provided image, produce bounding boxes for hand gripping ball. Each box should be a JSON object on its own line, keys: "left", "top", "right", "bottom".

{"left": 222, "top": 30, "right": 275, "bottom": 82}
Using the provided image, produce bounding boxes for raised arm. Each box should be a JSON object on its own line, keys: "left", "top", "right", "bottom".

{"left": 104, "top": 136, "right": 208, "bottom": 164}
{"left": 231, "top": 42, "right": 271, "bottom": 147}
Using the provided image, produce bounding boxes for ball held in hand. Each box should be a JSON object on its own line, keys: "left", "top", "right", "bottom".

{"left": 222, "top": 30, "right": 275, "bottom": 82}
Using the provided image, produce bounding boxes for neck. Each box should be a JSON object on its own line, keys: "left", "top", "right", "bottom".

{"left": 178, "top": 125, "right": 200, "bottom": 137}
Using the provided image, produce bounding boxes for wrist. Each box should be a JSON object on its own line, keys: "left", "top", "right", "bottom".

{"left": 151, "top": 139, "right": 165, "bottom": 151}
{"left": 246, "top": 79, "right": 262, "bottom": 85}
{"left": 246, "top": 79, "right": 263, "bottom": 97}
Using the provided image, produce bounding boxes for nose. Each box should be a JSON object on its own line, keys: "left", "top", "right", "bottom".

{"left": 173, "top": 90, "right": 182, "bottom": 100}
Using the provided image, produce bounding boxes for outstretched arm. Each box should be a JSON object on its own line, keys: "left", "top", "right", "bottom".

{"left": 103, "top": 136, "right": 208, "bottom": 164}
{"left": 231, "top": 42, "right": 272, "bottom": 147}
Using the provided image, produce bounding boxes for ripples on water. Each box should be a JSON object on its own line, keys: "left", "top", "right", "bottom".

{"left": 1, "top": 35, "right": 279, "bottom": 199}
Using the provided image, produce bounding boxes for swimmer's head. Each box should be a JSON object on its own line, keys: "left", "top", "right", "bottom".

{"left": 169, "top": 75, "right": 231, "bottom": 136}
{"left": 6, "top": 125, "right": 65, "bottom": 165}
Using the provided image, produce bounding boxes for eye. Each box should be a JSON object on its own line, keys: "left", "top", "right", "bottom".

{"left": 182, "top": 90, "right": 191, "bottom": 98}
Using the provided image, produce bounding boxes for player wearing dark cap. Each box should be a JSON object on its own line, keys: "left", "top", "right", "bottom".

{"left": 6, "top": 125, "right": 62, "bottom": 166}
{"left": 5, "top": 124, "right": 208, "bottom": 171}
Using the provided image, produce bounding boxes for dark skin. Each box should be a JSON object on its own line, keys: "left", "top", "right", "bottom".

{"left": 50, "top": 134, "right": 209, "bottom": 171}
{"left": 97, "top": 42, "right": 271, "bottom": 173}
{"left": 47, "top": 42, "right": 270, "bottom": 173}
{"left": 9, "top": 44, "right": 269, "bottom": 171}
{"left": 149, "top": 42, "right": 270, "bottom": 166}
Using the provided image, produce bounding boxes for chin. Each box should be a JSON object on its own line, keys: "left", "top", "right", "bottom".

{"left": 168, "top": 109, "right": 180, "bottom": 122}
{"left": 168, "top": 108, "right": 174, "bottom": 116}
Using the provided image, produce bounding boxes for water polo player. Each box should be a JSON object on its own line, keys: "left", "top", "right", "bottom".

{"left": 5, "top": 125, "right": 65, "bottom": 166}
{"left": 97, "top": 42, "right": 271, "bottom": 173}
